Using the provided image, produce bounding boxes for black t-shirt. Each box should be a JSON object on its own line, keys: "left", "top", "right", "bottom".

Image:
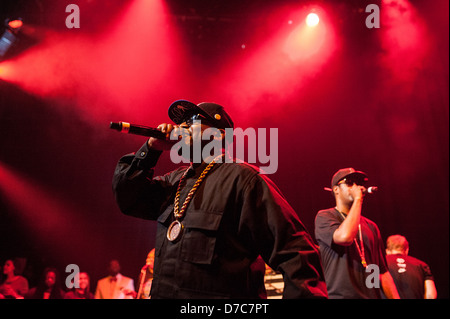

{"left": 315, "top": 208, "right": 388, "bottom": 299}
{"left": 386, "top": 253, "right": 433, "bottom": 299}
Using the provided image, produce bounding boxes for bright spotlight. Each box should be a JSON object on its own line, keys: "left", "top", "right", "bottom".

{"left": 8, "top": 19, "right": 24, "bottom": 30}
{"left": 306, "top": 13, "right": 320, "bottom": 27}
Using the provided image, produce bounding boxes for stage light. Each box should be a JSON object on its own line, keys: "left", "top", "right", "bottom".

{"left": 0, "top": 30, "right": 17, "bottom": 61}
{"left": 8, "top": 19, "right": 23, "bottom": 30}
{"left": 0, "top": 18, "right": 24, "bottom": 61}
{"left": 306, "top": 13, "right": 320, "bottom": 27}
{"left": 284, "top": 8, "right": 334, "bottom": 63}
{"left": 0, "top": 0, "right": 182, "bottom": 124}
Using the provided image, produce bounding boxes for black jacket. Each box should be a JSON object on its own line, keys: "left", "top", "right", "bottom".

{"left": 112, "top": 143, "right": 327, "bottom": 299}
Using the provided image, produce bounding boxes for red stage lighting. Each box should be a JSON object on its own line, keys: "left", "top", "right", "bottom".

{"left": 0, "top": 0, "right": 183, "bottom": 125}
{"left": 380, "top": 0, "right": 428, "bottom": 80}
{"left": 8, "top": 19, "right": 23, "bottom": 30}
{"left": 306, "top": 13, "right": 320, "bottom": 27}
{"left": 0, "top": 161, "right": 103, "bottom": 261}
{"left": 210, "top": 5, "right": 336, "bottom": 122}
{"left": 284, "top": 8, "right": 334, "bottom": 63}
{"left": 0, "top": 62, "right": 13, "bottom": 78}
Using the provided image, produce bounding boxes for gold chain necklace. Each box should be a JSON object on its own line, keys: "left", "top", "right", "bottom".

{"left": 166, "top": 154, "right": 223, "bottom": 242}
{"left": 337, "top": 209, "right": 367, "bottom": 268}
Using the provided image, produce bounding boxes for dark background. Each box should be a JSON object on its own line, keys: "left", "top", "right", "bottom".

{"left": 0, "top": 0, "right": 448, "bottom": 298}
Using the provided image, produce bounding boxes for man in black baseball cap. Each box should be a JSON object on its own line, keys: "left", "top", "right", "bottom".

{"left": 330, "top": 167, "right": 368, "bottom": 192}
{"left": 168, "top": 99, "right": 234, "bottom": 130}
{"left": 314, "top": 167, "right": 399, "bottom": 299}
{"left": 149, "top": 100, "right": 234, "bottom": 163}
{"left": 112, "top": 99, "right": 327, "bottom": 299}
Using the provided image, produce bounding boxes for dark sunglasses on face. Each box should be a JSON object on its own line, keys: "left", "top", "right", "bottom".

{"left": 337, "top": 178, "right": 367, "bottom": 187}
{"left": 183, "top": 113, "right": 210, "bottom": 126}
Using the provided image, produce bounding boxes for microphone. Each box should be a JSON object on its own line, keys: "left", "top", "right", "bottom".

{"left": 364, "top": 186, "right": 378, "bottom": 194}
{"left": 110, "top": 122, "right": 166, "bottom": 139}
{"left": 323, "top": 186, "right": 378, "bottom": 194}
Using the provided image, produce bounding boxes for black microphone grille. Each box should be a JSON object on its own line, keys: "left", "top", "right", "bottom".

{"left": 110, "top": 122, "right": 122, "bottom": 131}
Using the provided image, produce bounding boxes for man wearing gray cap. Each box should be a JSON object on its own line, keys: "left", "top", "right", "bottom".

{"left": 314, "top": 168, "right": 400, "bottom": 299}
{"left": 112, "top": 100, "right": 327, "bottom": 299}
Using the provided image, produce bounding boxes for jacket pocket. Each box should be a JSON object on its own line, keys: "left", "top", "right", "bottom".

{"left": 157, "top": 204, "right": 174, "bottom": 226}
{"left": 181, "top": 209, "right": 223, "bottom": 265}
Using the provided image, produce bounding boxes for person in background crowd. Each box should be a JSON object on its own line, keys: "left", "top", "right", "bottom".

{"left": 27, "top": 267, "right": 65, "bottom": 299}
{"left": 95, "top": 259, "right": 135, "bottom": 299}
{"left": 0, "top": 259, "right": 29, "bottom": 299}
{"left": 386, "top": 234, "right": 437, "bottom": 299}
{"left": 64, "top": 271, "right": 94, "bottom": 299}
{"left": 136, "top": 249, "right": 155, "bottom": 299}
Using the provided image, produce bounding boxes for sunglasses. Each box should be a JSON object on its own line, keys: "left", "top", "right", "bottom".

{"left": 337, "top": 178, "right": 368, "bottom": 187}
{"left": 183, "top": 113, "right": 211, "bottom": 126}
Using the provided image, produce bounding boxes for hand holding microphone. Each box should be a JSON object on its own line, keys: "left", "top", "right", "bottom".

{"left": 148, "top": 123, "right": 180, "bottom": 151}
{"left": 353, "top": 185, "right": 378, "bottom": 202}
{"left": 110, "top": 121, "right": 185, "bottom": 151}
{"left": 364, "top": 186, "right": 378, "bottom": 194}
{"left": 323, "top": 186, "right": 378, "bottom": 194}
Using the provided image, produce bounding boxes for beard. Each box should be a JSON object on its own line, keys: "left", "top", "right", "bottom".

{"left": 175, "top": 135, "right": 223, "bottom": 163}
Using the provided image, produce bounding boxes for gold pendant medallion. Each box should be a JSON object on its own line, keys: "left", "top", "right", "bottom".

{"left": 167, "top": 220, "right": 183, "bottom": 242}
